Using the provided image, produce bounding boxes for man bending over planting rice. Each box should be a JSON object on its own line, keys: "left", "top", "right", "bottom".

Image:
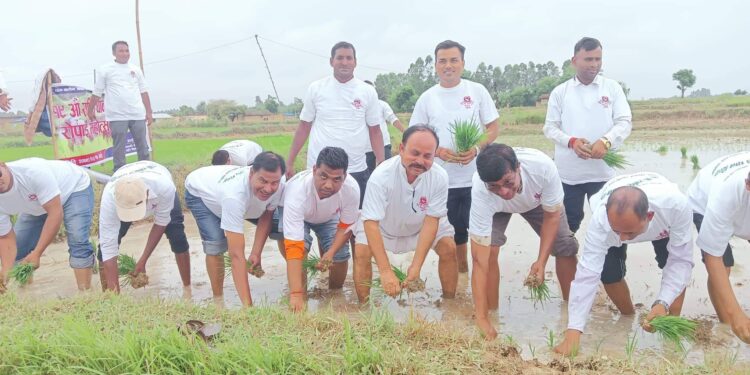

{"left": 211, "top": 139, "right": 263, "bottom": 167}
{"left": 353, "top": 125, "right": 458, "bottom": 303}
{"left": 185, "top": 152, "right": 285, "bottom": 306}
{"left": 469, "top": 144, "right": 579, "bottom": 339}
{"left": 555, "top": 172, "right": 694, "bottom": 355}
{"left": 281, "top": 147, "right": 360, "bottom": 311}
{"left": 98, "top": 161, "right": 191, "bottom": 292}
{"left": 409, "top": 40, "right": 500, "bottom": 273}
{"left": 0, "top": 158, "right": 94, "bottom": 290}
{"left": 687, "top": 152, "right": 750, "bottom": 343}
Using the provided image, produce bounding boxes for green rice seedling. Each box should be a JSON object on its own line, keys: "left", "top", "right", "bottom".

{"left": 546, "top": 329, "right": 556, "bottom": 349}
{"left": 117, "top": 254, "right": 137, "bottom": 276}
{"left": 680, "top": 146, "right": 688, "bottom": 159}
{"left": 223, "top": 253, "right": 264, "bottom": 278}
{"left": 118, "top": 254, "right": 149, "bottom": 288}
{"left": 523, "top": 274, "right": 551, "bottom": 306}
{"left": 448, "top": 118, "right": 484, "bottom": 155}
{"left": 690, "top": 155, "right": 700, "bottom": 170}
{"left": 603, "top": 149, "right": 631, "bottom": 169}
{"left": 365, "top": 264, "right": 424, "bottom": 296}
{"left": 527, "top": 343, "right": 536, "bottom": 358}
{"left": 656, "top": 145, "right": 668, "bottom": 154}
{"left": 303, "top": 255, "right": 331, "bottom": 279}
{"left": 10, "top": 263, "right": 35, "bottom": 286}
{"left": 625, "top": 333, "right": 638, "bottom": 362}
{"left": 644, "top": 315, "right": 697, "bottom": 351}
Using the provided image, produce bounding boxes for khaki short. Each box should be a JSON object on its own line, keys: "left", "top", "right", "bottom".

{"left": 491, "top": 205, "right": 578, "bottom": 257}
{"left": 354, "top": 216, "right": 455, "bottom": 254}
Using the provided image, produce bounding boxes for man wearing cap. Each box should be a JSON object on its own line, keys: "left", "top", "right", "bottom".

{"left": 554, "top": 172, "right": 694, "bottom": 355}
{"left": 211, "top": 139, "right": 264, "bottom": 166}
{"left": 185, "top": 151, "right": 285, "bottom": 306}
{"left": 97, "top": 160, "right": 191, "bottom": 292}
{"left": 282, "top": 146, "right": 360, "bottom": 311}
{"left": 0, "top": 158, "right": 94, "bottom": 290}
{"left": 363, "top": 80, "right": 405, "bottom": 174}
{"left": 353, "top": 125, "right": 458, "bottom": 303}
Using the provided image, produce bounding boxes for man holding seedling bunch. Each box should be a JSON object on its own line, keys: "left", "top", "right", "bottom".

{"left": 352, "top": 125, "right": 458, "bottom": 303}
{"left": 555, "top": 172, "right": 694, "bottom": 355}
{"left": 410, "top": 40, "right": 499, "bottom": 273}
{"left": 687, "top": 152, "right": 750, "bottom": 343}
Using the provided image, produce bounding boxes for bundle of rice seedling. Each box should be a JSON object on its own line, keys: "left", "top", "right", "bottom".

{"left": 643, "top": 315, "right": 697, "bottom": 350}
{"left": 603, "top": 150, "right": 631, "bottom": 169}
{"left": 680, "top": 146, "right": 688, "bottom": 159}
{"left": 690, "top": 155, "right": 700, "bottom": 170}
{"left": 302, "top": 255, "right": 331, "bottom": 279}
{"left": 223, "top": 253, "right": 264, "bottom": 278}
{"left": 448, "top": 118, "right": 484, "bottom": 155}
{"left": 117, "top": 254, "right": 148, "bottom": 288}
{"left": 523, "top": 274, "right": 551, "bottom": 305}
{"left": 367, "top": 265, "right": 425, "bottom": 294}
{"left": 10, "top": 263, "right": 35, "bottom": 286}
{"left": 117, "top": 254, "right": 136, "bottom": 276}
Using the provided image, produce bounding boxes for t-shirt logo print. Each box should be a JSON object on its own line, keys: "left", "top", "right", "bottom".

{"left": 657, "top": 229, "right": 669, "bottom": 240}
{"left": 352, "top": 99, "right": 363, "bottom": 109}
{"left": 461, "top": 96, "right": 474, "bottom": 109}
{"left": 418, "top": 196, "right": 428, "bottom": 211}
{"left": 28, "top": 194, "right": 38, "bottom": 202}
{"left": 598, "top": 96, "right": 610, "bottom": 108}
{"left": 534, "top": 192, "right": 542, "bottom": 203}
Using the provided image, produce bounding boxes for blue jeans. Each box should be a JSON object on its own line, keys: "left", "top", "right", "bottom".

{"left": 278, "top": 207, "right": 350, "bottom": 262}
{"left": 15, "top": 184, "right": 95, "bottom": 268}
{"left": 185, "top": 190, "right": 227, "bottom": 255}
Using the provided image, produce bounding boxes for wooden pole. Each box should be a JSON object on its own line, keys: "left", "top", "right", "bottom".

{"left": 135, "top": 0, "right": 153, "bottom": 158}
{"left": 46, "top": 72, "right": 59, "bottom": 160}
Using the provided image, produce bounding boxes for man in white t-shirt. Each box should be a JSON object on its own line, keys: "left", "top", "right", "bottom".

{"left": 184, "top": 152, "right": 284, "bottom": 306}
{"left": 469, "top": 145, "right": 579, "bottom": 339}
{"left": 281, "top": 146, "right": 360, "bottom": 311}
{"left": 409, "top": 40, "right": 500, "bottom": 273}
{"left": 286, "top": 42, "right": 384, "bottom": 207}
{"left": 554, "top": 172, "right": 694, "bottom": 355}
{"left": 97, "top": 161, "right": 191, "bottom": 292}
{"left": 687, "top": 152, "right": 750, "bottom": 343}
{"left": 0, "top": 158, "right": 94, "bottom": 290}
{"left": 0, "top": 68, "right": 12, "bottom": 112}
{"left": 353, "top": 125, "right": 457, "bottom": 303}
{"left": 87, "top": 41, "right": 153, "bottom": 172}
{"left": 363, "top": 80, "right": 405, "bottom": 173}
{"left": 211, "top": 140, "right": 263, "bottom": 166}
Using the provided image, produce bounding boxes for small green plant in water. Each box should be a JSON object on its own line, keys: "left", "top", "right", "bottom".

{"left": 603, "top": 149, "right": 631, "bottom": 169}
{"left": 690, "top": 155, "right": 700, "bottom": 170}
{"left": 448, "top": 118, "right": 484, "bottom": 155}
{"left": 546, "top": 329, "right": 556, "bottom": 349}
{"left": 10, "top": 263, "right": 35, "bottom": 285}
{"left": 680, "top": 146, "right": 688, "bottom": 159}
{"left": 625, "top": 333, "right": 638, "bottom": 362}
{"left": 645, "top": 315, "right": 697, "bottom": 351}
{"left": 656, "top": 145, "right": 668, "bottom": 154}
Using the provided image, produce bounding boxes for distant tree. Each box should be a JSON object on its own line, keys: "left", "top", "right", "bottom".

{"left": 206, "top": 99, "right": 246, "bottom": 121}
{"left": 255, "top": 96, "right": 263, "bottom": 107}
{"left": 618, "top": 81, "right": 631, "bottom": 98}
{"left": 196, "top": 101, "right": 207, "bottom": 115}
{"left": 263, "top": 95, "right": 279, "bottom": 114}
{"left": 389, "top": 85, "right": 416, "bottom": 112}
{"left": 688, "top": 88, "right": 711, "bottom": 98}
{"left": 672, "top": 69, "right": 696, "bottom": 98}
{"left": 175, "top": 105, "right": 195, "bottom": 116}
{"left": 734, "top": 89, "right": 748, "bottom": 96}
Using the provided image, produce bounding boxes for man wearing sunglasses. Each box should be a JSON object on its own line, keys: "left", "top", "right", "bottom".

{"left": 352, "top": 125, "right": 458, "bottom": 303}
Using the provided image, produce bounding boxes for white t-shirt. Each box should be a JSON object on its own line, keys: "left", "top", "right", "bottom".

{"left": 409, "top": 79, "right": 499, "bottom": 188}
{"left": 220, "top": 140, "right": 263, "bottom": 166}
{"left": 469, "top": 148, "right": 564, "bottom": 238}
{"left": 300, "top": 76, "right": 381, "bottom": 173}
{"left": 359, "top": 156, "right": 449, "bottom": 238}
{"left": 543, "top": 75, "right": 632, "bottom": 185}
{"left": 0, "top": 158, "right": 91, "bottom": 236}
{"left": 93, "top": 61, "right": 148, "bottom": 122}
{"left": 185, "top": 165, "right": 283, "bottom": 234}
{"left": 568, "top": 172, "right": 694, "bottom": 332}
{"left": 688, "top": 152, "right": 750, "bottom": 256}
{"left": 99, "top": 161, "right": 176, "bottom": 262}
{"left": 366, "top": 100, "right": 399, "bottom": 150}
{"left": 281, "top": 169, "right": 360, "bottom": 242}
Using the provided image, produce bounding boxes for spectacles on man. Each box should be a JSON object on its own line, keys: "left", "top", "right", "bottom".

{"left": 484, "top": 171, "right": 517, "bottom": 192}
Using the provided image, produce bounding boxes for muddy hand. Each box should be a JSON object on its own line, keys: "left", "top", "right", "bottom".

{"left": 289, "top": 293, "right": 305, "bottom": 313}
{"left": 134, "top": 260, "right": 147, "bottom": 275}
{"left": 21, "top": 253, "right": 41, "bottom": 270}
{"left": 248, "top": 252, "right": 261, "bottom": 270}
{"left": 403, "top": 265, "right": 420, "bottom": 287}
{"left": 731, "top": 316, "right": 750, "bottom": 344}
{"left": 642, "top": 304, "right": 668, "bottom": 333}
{"left": 380, "top": 270, "right": 402, "bottom": 297}
{"left": 554, "top": 330, "right": 581, "bottom": 355}
{"left": 316, "top": 253, "right": 334, "bottom": 271}
{"left": 528, "top": 260, "right": 545, "bottom": 284}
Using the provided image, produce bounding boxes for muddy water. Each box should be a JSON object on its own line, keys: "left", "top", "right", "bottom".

{"left": 10, "top": 144, "right": 750, "bottom": 364}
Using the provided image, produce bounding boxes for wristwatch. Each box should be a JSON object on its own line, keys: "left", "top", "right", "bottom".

{"left": 599, "top": 137, "right": 612, "bottom": 150}
{"left": 652, "top": 299, "right": 670, "bottom": 314}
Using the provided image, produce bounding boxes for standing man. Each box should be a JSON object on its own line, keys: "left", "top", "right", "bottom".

{"left": 469, "top": 145, "right": 579, "bottom": 339}
{"left": 410, "top": 40, "right": 500, "bottom": 273}
{"left": 0, "top": 158, "right": 94, "bottom": 290}
{"left": 554, "top": 173, "right": 694, "bottom": 355}
{"left": 0, "top": 67, "right": 11, "bottom": 112}
{"left": 87, "top": 41, "right": 153, "bottom": 172}
{"left": 211, "top": 139, "right": 263, "bottom": 166}
{"left": 184, "top": 152, "right": 285, "bottom": 306}
{"left": 363, "top": 80, "right": 405, "bottom": 174}
{"left": 687, "top": 152, "right": 750, "bottom": 343}
{"left": 98, "top": 160, "right": 191, "bottom": 292}
{"left": 282, "top": 147, "right": 360, "bottom": 311}
{"left": 286, "top": 41, "right": 384, "bottom": 207}
{"left": 353, "top": 125, "right": 458, "bottom": 303}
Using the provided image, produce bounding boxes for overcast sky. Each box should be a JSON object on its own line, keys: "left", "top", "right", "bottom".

{"left": 2, "top": 0, "right": 748, "bottom": 111}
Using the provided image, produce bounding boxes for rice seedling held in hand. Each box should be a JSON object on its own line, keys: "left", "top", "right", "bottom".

{"left": 523, "top": 274, "right": 551, "bottom": 306}
{"left": 223, "top": 253, "right": 264, "bottom": 278}
{"left": 690, "top": 155, "right": 700, "bottom": 170}
{"left": 642, "top": 315, "right": 697, "bottom": 351}
{"left": 117, "top": 254, "right": 149, "bottom": 288}
{"left": 448, "top": 118, "right": 484, "bottom": 159}
{"left": 680, "top": 146, "right": 688, "bottom": 159}
{"left": 302, "top": 254, "right": 332, "bottom": 279}
{"left": 365, "top": 264, "right": 425, "bottom": 295}
{"left": 10, "top": 263, "right": 35, "bottom": 286}
{"left": 603, "top": 149, "right": 631, "bottom": 169}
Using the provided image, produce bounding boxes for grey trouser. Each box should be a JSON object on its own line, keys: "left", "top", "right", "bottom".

{"left": 110, "top": 119, "right": 150, "bottom": 172}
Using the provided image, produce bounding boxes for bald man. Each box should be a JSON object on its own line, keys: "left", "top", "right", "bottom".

{"left": 554, "top": 172, "right": 694, "bottom": 355}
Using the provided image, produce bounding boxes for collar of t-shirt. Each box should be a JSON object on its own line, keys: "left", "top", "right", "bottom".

{"left": 572, "top": 74, "right": 603, "bottom": 87}
{"left": 397, "top": 159, "right": 427, "bottom": 189}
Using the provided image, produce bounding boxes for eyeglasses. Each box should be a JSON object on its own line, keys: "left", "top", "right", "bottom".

{"left": 484, "top": 171, "right": 517, "bottom": 192}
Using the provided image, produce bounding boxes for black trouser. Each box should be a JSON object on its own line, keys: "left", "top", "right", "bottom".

{"left": 693, "top": 212, "right": 734, "bottom": 267}
{"left": 365, "top": 144, "right": 393, "bottom": 174}
{"left": 600, "top": 239, "right": 673, "bottom": 284}
{"left": 447, "top": 187, "right": 472, "bottom": 246}
{"left": 350, "top": 169, "right": 371, "bottom": 209}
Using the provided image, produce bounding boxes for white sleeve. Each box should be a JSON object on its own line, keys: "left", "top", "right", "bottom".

{"left": 98, "top": 192, "right": 121, "bottom": 262}
{"left": 361, "top": 177, "right": 388, "bottom": 222}
{"left": 282, "top": 189, "right": 306, "bottom": 242}
{"left": 542, "top": 85, "right": 570, "bottom": 148}
{"left": 29, "top": 168, "right": 61, "bottom": 206}
{"left": 426, "top": 171, "right": 449, "bottom": 218}
{"left": 93, "top": 67, "right": 106, "bottom": 97}
{"left": 136, "top": 67, "right": 148, "bottom": 94}
{"left": 299, "top": 83, "right": 317, "bottom": 123}
{"left": 0, "top": 214, "right": 12, "bottom": 236}
{"left": 468, "top": 178, "right": 496, "bottom": 238}
{"left": 153, "top": 188, "right": 175, "bottom": 227}
{"left": 381, "top": 101, "right": 398, "bottom": 124}
{"left": 220, "top": 197, "right": 246, "bottom": 234}
{"left": 542, "top": 161, "right": 565, "bottom": 209}
{"left": 567, "top": 211, "right": 613, "bottom": 332}
{"left": 409, "top": 94, "right": 429, "bottom": 126}
{"left": 339, "top": 181, "right": 361, "bottom": 225}
{"left": 604, "top": 81, "right": 632, "bottom": 149}
{"left": 658, "top": 204, "right": 695, "bottom": 305}
{"left": 696, "top": 182, "right": 740, "bottom": 256}
{"left": 478, "top": 86, "right": 500, "bottom": 125}
{"left": 365, "top": 86, "right": 380, "bottom": 127}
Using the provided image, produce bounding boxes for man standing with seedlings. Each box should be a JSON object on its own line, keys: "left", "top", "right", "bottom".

{"left": 286, "top": 42, "right": 384, "bottom": 207}
{"left": 687, "top": 152, "right": 750, "bottom": 343}
{"left": 98, "top": 160, "right": 191, "bottom": 292}
{"left": 469, "top": 144, "right": 578, "bottom": 339}
{"left": 363, "top": 80, "right": 405, "bottom": 173}
{"left": 184, "top": 152, "right": 284, "bottom": 306}
{"left": 0, "top": 158, "right": 94, "bottom": 290}
{"left": 410, "top": 40, "right": 499, "bottom": 273}
{"left": 211, "top": 139, "right": 263, "bottom": 166}
{"left": 554, "top": 172, "right": 694, "bottom": 355}
{"left": 87, "top": 41, "right": 153, "bottom": 172}
{"left": 353, "top": 125, "right": 458, "bottom": 303}
{"left": 282, "top": 147, "right": 360, "bottom": 311}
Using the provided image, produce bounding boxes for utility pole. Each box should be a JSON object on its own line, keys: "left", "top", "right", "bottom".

{"left": 135, "top": 0, "right": 145, "bottom": 75}
{"left": 255, "top": 35, "right": 281, "bottom": 105}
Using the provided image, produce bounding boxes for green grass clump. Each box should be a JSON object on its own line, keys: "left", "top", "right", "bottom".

{"left": 690, "top": 155, "right": 701, "bottom": 170}
{"left": 603, "top": 150, "right": 631, "bottom": 169}
{"left": 680, "top": 146, "right": 688, "bottom": 159}
{"left": 656, "top": 145, "right": 668, "bottom": 154}
{"left": 646, "top": 315, "right": 697, "bottom": 350}
{"left": 448, "top": 118, "right": 484, "bottom": 154}
{"left": 9, "top": 263, "right": 35, "bottom": 286}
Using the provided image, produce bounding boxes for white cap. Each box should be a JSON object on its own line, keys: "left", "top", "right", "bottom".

{"left": 114, "top": 176, "right": 148, "bottom": 222}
